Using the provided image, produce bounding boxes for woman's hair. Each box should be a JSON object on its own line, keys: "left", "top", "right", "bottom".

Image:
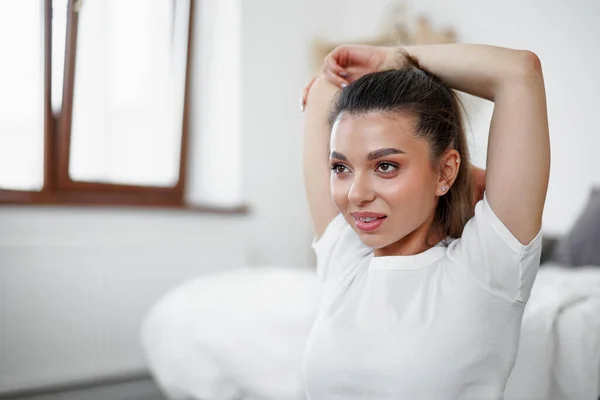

{"left": 328, "top": 55, "right": 473, "bottom": 245}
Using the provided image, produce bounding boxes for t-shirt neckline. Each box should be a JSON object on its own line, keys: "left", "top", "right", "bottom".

{"left": 368, "top": 239, "right": 451, "bottom": 271}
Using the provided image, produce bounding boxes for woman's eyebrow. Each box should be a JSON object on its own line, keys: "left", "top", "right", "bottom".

{"left": 330, "top": 148, "right": 405, "bottom": 162}
{"left": 367, "top": 148, "right": 405, "bottom": 161}
{"left": 330, "top": 151, "right": 347, "bottom": 161}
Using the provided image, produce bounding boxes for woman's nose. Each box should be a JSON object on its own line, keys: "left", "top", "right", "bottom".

{"left": 348, "top": 173, "right": 375, "bottom": 205}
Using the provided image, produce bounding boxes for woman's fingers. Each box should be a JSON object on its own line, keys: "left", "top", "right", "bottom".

{"left": 324, "top": 51, "right": 349, "bottom": 77}
{"left": 324, "top": 50, "right": 350, "bottom": 83}
{"left": 301, "top": 76, "right": 317, "bottom": 112}
{"left": 323, "top": 66, "right": 349, "bottom": 89}
{"left": 301, "top": 47, "right": 352, "bottom": 113}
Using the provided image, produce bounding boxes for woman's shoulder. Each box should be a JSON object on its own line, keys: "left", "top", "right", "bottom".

{"left": 445, "top": 195, "right": 543, "bottom": 303}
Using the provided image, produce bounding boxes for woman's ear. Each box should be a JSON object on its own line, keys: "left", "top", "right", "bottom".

{"left": 436, "top": 150, "right": 461, "bottom": 196}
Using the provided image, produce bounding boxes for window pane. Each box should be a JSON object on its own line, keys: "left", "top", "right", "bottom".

{"left": 52, "top": 0, "right": 68, "bottom": 114}
{"left": 69, "top": 0, "right": 190, "bottom": 187}
{"left": 0, "top": 0, "right": 44, "bottom": 191}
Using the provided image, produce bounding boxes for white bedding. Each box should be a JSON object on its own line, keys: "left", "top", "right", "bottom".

{"left": 141, "top": 266, "right": 320, "bottom": 400}
{"left": 505, "top": 264, "right": 600, "bottom": 400}
{"left": 141, "top": 264, "right": 600, "bottom": 400}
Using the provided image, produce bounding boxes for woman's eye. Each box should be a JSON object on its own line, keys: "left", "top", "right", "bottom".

{"left": 377, "top": 162, "right": 398, "bottom": 173}
{"left": 331, "top": 164, "right": 349, "bottom": 174}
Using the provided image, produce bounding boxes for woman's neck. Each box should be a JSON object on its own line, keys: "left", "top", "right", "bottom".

{"left": 374, "top": 215, "right": 444, "bottom": 257}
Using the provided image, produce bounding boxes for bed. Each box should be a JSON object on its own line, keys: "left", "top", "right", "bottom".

{"left": 141, "top": 190, "right": 600, "bottom": 400}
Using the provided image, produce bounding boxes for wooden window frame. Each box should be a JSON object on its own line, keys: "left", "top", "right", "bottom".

{"left": 0, "top": 0, "right": 246, "bottom": 214}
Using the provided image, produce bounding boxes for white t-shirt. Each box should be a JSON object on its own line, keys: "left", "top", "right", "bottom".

{"left": 302, "top": 194, "right": 542, "bottom": 400}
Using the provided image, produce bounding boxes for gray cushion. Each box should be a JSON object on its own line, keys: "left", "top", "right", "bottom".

{"left": 540, "top": 236, "right": 559, "bottom": 265}
{"left": 551, "top": 188, "right": 600, "bottom": 267}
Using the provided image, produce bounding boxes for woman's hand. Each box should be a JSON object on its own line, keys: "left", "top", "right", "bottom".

{"left": 301, "top": 45, "right": 409, "bottom": 110}
{"left": 470, "top": 165, "right": 486, "bottom": 208}
{"left": 302, "top": 45, "right": 412, "bottom": 110}
{"left": 300, "top": 76, "right": 317, "bottom": 112}
{"left": 321, "top": 45, "right": 405, "bottom": 88}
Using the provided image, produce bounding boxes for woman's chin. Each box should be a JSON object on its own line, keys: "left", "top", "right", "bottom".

{"left": 356, "top": 233, "right": 389, "bottom": 250}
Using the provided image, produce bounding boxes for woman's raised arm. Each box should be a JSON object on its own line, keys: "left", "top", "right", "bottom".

{"left": 302, "top": 75, "right": 343, "bottom": 240}
{"left": 399, "top": 44, "right": 550, "bottom": 244}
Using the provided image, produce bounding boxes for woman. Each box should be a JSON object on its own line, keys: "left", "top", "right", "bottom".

{"left": 300, "top": 44, "right": 550, "bottom": 399}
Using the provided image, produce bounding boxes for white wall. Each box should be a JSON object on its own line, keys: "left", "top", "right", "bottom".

{"left": 0, "top": 208, "right": 248, "bottom": 392}
{"left": 241, "top": 0, "right": 315, "bottom": 266}
{"left": 2, "top": 0, "right": 599, "bottom": 393}
{"left": 307, "top": 0, "right": 600, "bottom": 235}
{"left": 0, "top": 0, "right": 314, "bottom": 393}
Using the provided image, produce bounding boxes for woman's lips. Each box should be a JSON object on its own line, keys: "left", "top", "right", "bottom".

{"left": 351, "top": 211, "right": 386, "bottom": 218}
{"left": 354, "top": 216, "right": 387, "bottom": 232}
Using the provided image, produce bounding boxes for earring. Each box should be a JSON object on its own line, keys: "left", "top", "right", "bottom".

{"left": 442, "top": 186, "right": 447, "bottom": 192}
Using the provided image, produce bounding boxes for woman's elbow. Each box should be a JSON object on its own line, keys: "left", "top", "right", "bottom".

{"left": 516, "top": 50, "right": 544, "bottom": 81}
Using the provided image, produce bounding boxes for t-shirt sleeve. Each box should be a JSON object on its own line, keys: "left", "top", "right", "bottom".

{"left": 447, "top": 192, "right": 543, "bottom": 303}
{"left": 312, "top": 214, "right": 373, "bottom": 284}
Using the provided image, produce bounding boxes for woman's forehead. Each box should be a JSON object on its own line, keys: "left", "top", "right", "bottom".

{"left": 330, "top": 113, "right": 423, "bottom": 155}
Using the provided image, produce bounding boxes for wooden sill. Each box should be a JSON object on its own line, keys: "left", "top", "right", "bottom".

{"left": 0, "top": 189, "right": 250, "bottom": 215}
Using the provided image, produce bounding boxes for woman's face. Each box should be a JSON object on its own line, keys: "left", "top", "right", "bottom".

{"left": 329, "top": 112, "right": 441, "bottom": 255}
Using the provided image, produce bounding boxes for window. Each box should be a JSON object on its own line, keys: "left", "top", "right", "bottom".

{"left": 69, "top": 0, "right": 188, "bottom": 188}
{"left": 0, "top": 1, "right": 45, "bottom": 191}
{"left": 0, "top": 0, "right": 243, "bottom": 212}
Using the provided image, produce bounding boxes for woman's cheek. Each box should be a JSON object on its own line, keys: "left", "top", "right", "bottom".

{"left": 330, "top": 180, "right": 349, "bottom": 208}
{"left": 376, "top": 175, "right": 404, "bottom": 198}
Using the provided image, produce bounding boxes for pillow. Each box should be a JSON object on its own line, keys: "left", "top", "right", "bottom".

{"left": 540, "top": 236, "right": 559, "bottom": 265}
{"left": 550, "top": 188, "right": 600, "bottom": 267}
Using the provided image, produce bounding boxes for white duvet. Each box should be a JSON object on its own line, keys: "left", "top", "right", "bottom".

{"left": 505, "top": 264, "right": 600, "bottom": 400}
{"left": 141, "top": 264, "right": 600, "bottom": 400}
